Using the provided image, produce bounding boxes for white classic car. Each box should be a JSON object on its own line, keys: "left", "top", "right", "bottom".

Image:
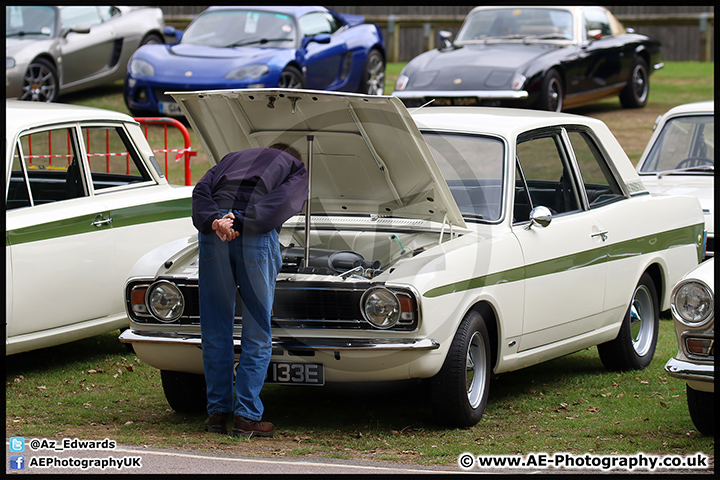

{"left": 5, "top": 100, "right": 195, "bottom": 355}
{"left": 119, "top": 89, "right": 704, "bottom": 427}
{"left": 636, "top": 100, "right": 714, "bottom": 257}
{"left": 664, "top": 258, "right": 714, "bottom": 436}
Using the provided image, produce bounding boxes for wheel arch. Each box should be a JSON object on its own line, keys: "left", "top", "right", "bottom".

{"left": 467, "top": 300, "right": 500, "bottom": 373}
{"left": 643, "top": 261, "right": 665, "bottom": 311}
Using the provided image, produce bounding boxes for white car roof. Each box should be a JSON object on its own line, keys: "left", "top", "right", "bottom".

{"left": 6, "top": 100, "right": 135, "bottom": 135}
{"left": 661, "top": 100, "right": 715, "bottom": 118}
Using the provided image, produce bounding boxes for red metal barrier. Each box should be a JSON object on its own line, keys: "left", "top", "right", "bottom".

{"left": 135, "top": 117, "right": 197, "bottom": 186}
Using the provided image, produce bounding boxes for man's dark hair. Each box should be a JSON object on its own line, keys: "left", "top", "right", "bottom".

{"left": 268, "top": 143, "right": 302, "bottom": 162}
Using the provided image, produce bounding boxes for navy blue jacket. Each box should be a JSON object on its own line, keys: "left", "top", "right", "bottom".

{"left": 192, "top": 148, "right": 309, "bottom": 235}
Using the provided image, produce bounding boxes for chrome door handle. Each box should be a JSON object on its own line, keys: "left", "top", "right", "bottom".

{"left": 91, "top": 215, "right": 113, "bottom": 227}
{"left": 591, "top": 230, "right": 608, "bottom": 241}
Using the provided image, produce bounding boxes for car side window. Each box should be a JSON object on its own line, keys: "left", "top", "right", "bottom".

{"left": 60, "top": 6, "right": 102, "bottom": 30}
{"left": 9, "top": 127, "right": 86, "bottom": 209}
{"left": 566, "top": 129, "right": 625, "bottom": 208}
{"left": 298, "top": 12, "right": 342, "bottom": 37}
{"left": 514, "top": 131, "right": 582, "bottom": 223}
{"left": 80, "top": 125, "right": 153, "bottom": 192}
{"left": 583, "top": 8, "right": 612, "bottom": 38}
{"left": 97, "top": 6, "right": 121, "bottom": 21}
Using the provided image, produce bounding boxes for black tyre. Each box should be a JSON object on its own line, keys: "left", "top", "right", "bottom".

{"left": 619, "top": 57, "right": 649, "bottom": 108}
{"left": 359, "top": 49, "right": 385, "bottom": 95}
{"left": 430, "top": 310, "right": 492, "bottom": 427}
{"left": 278, "top": 65, "right": 303, "bottom": 89}
{"left": 535, "top": 69, "right": 563, "bottom": 112}
{"left": 140, "top": 33, "right": 164, "bottom": 46}
{"left": 160, "top": 370, "right": 207, "bottom": 413}
{"left": 598, "top": 272, "right": 659, "bottom": 371}
{"left": 687, "top": 385, "right": 714, "bottom": 435}
{"left": 21, "top": 57, "right": 59, "bottom": 102}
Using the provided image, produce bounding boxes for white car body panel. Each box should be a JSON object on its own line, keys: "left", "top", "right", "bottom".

{"left": 5, "top": 100, "right": 196, "bottom": 355}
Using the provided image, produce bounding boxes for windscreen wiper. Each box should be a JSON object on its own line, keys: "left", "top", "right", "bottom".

{"left": 225, "top": 37, "right": 293, "bottom": 48}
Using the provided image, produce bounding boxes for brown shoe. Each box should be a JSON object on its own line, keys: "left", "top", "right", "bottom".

{"left": 231, "top": 415, "right": 275, "bottom": 438}
{"left": 203, "top": 412, "right": 231, "bottom": 434}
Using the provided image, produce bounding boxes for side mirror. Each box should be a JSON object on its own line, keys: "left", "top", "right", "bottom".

{"left": 587, "top": 29, "right": 603, "bottom": 41}
{"left": 438, "top": 30, "right": 453, "bottom": 49}
{"left": 525, "top": 206, "right": 552, "bottom": 230}
{"left": 163, "top": 25, "right": 183, "bottom": 44}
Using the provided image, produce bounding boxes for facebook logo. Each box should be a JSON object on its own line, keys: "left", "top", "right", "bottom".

{"left": 9, "top": 437, "right": 25, "bottom": 452}
{"left": 9, "top": 455, "right": 25, "bottom": 471}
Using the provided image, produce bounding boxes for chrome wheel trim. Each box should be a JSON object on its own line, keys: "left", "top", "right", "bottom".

{"left": 364, "top": 55, "right": 385, "bottom": 95}
{"left": 465, "top": 331, "right": 487, "bottom": 409}
{"left": 547, "top": 77, "right": 562, "bottom": 112}
{"left": 21, "top": 62, "right": 57, "bottom": 102}
{"left": 630, "top": 284, "right": 654, "bottom": 356}
{"left": 632, "top": 64, "right": 648, "bottom": 103}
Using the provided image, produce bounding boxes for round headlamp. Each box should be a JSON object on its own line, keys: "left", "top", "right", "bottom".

{"left": 361, "top": 287, "right": 400, "bottom": 329}
{"left": 671, "top": 280, "right": 713, "bottom": 326}
{"left": 147, "top": 280, "right": 184, "bottom": 322}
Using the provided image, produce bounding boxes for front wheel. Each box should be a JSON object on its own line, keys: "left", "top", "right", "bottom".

{"left": 535, "top": 70, "right": 563, "bottom": 112}
{"left": 598, "top": 272, "right": 659, "bottom": 371}
{"left": 687, "top": 385, "right": 714, "bottom": 435}
{"left": 160, "top": 370, "right": 207, "bottom": 413}
{"left": 619, "top": 57, "right": 649, "bottom": 108}
{"left": 430, "top": 310, "right": 492, "bottom": 427}
{"left": 278, "top": 65, "right": 304, "bottom": 89}
{"left": 21, "top": 57, "right": 59, "bottom": 102}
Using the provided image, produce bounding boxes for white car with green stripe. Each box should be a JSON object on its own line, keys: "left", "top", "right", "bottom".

{"left": 120, "top": 89, "right": 705, "bottom": 427}
{"left": 5, "top": 100, "right": 194, "bottom": 355}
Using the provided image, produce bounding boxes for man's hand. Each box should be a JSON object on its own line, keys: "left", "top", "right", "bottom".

{"left": 212, "top": 212, "right": 239, "bottom": 241}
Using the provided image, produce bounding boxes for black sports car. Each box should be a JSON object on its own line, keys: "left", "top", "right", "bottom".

{"left": 393, "top": 6, "right": 663, "bottom": 112}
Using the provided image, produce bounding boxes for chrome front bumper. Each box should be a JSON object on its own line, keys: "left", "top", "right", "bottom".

{"left": 664, "top": 357, "right": 714, "bottom": 383}
{"left": 119, "top": 329, "right": 440, "bottom": 352}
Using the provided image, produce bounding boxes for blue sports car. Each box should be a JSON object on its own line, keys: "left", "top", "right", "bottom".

{"left": 124, "top": 6, "right": 385, "bottom": 117}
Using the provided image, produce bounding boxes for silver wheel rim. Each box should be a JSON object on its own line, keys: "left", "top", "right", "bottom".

{"left": 21, "top": 63, "right": 57, "bottom": 102}
{"left": 278, "top": 70, "right": 302, "bottom": 89}
{"left": 632, "top": 65, "right": 648, "bottom": 103}
{"left": 364, "top": 55, "right": 385, "bottom": 95}
{"left": 630, "top": 284, "right": 654, "bottom": 356}
{"left": 465, "top": 331, "right": 487, "bottom": 408}
{"left": 547, "top": 77, "right": 562, "bottom": 112}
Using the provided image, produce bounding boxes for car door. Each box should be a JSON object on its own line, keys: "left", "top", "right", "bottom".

{"left": 566, "top": 7, "right": 623, "bottom": 96}
{"left": 511, "top": 127, "right": 609, "bottom": 352}
{"left": 298, "top": 11, "right": 349, "bottom": 90}
{"left": 6, "top": 122, "right": 116, "bottom": 339}
{"left": 58, "top": 6, "right": 115, "bottom": 85}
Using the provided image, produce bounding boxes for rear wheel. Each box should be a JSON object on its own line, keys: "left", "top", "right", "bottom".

{"left": 598, "top": 272, "right": 658, "bottom": 371}
{"left": 430, "top": 310, "right": 491, "bottom": 427}
{"left": 21, "top": 57, "right": 59, "bottom": 102}
{"left": 160, "top": 370, "right": 207, "bottom": 413}
{"left": 360, "top": 49, "right": 385, "bottom": 95}
{"left": 687, "top": 385, "right": 714, "bottom": 435}
{"left": 278, "top": 65, "right": 303, "bottom": 89}
{"left": 619, "top": 57, "right": 649, "bottom": 108}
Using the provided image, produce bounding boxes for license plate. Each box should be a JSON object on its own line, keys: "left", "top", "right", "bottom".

{"left": 265, "top": 361, "right": 324, "bottom": 386}
{"left": 434, "top": 97, "right": 480, "bottom": 106}
{"left": 158, "top": 101, "right": 184, "bottom": 116}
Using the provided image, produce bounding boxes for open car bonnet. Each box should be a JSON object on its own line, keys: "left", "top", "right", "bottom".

{"left": 170, "top": 89, "right": 465, "bottom": 228}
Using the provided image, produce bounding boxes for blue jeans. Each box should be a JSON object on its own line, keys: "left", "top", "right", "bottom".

{"left": 198, "top": 209, "right": 282, "bottom": 421}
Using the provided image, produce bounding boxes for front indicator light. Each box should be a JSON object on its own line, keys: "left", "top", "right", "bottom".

{"left": 147, "top": 280, "right": 184, "bottom": 322}
{"left": 685, "top": 337, "right": 714, "bottom": 357}
{"left": 130, "top": 286, "right": 149, "bottom": 314}
{"left": 361, "top": 287, "right": 400, "bottom": 329}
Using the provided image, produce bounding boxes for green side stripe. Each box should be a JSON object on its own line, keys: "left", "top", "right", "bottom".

{"left": 423, "top": 223, "right": 704, "bottom": 298}
{"left": 6, "top": 198, "right": 192, "bottom": 246}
